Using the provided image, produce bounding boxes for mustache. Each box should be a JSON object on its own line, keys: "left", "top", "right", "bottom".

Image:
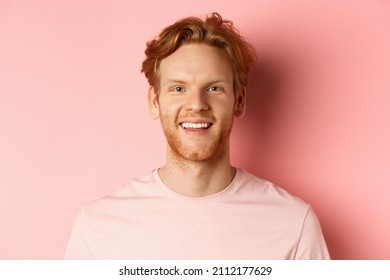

{"left": 178, "top": 113, "right": 216, "bottom": 120}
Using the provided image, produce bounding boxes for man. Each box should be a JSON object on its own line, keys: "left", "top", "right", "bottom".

{"left": 65, "top": 13, "right": 330, "bottom": 259}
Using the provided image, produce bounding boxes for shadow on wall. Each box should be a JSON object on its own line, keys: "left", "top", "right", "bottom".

{"left": 232, "top": 52, "right": 292, "bottom": 174}
{"left": 231, "top": 39, "right": 339, "bottom": 259}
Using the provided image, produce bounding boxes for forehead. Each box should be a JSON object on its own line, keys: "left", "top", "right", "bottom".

{"left": 159, "top": 43, "right": 233, "bottom": 84}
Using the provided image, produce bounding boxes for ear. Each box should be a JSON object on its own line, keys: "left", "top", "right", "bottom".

{"left": 147, "top": 87, "right": 160, "bottom": 120}
{"left": 234, "top": 87, "right": 246, "bottom": 118}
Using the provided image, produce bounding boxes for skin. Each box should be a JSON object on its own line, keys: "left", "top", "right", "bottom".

{"left": 148, "top": 43, "right": 246, "bottom": 197}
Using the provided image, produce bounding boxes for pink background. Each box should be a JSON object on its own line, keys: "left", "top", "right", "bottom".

{"left": 1, "top": 0, "right": 389, "bottom": 259}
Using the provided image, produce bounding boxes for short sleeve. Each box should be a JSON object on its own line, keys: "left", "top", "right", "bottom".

{"left": 294, "top": 206, "right": 330, "bottom": 260}
{"left": 64, "top": 207, "right": 94, "bottom": 259}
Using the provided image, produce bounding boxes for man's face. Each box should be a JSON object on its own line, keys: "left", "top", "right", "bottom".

{"left": 148, "top": 43, "right": 245, "bottom": 163}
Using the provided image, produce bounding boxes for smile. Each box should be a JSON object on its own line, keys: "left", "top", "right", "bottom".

{"left": 180, "top": 122, "right": 212, "bottom": 129}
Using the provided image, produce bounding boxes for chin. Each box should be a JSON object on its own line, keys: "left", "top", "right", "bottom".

{"left": 172, "top": 144, "right": 226, "bottom": 163}
{"left": 164, "top": 127, "right": 231, "bottom": 163}
{"left": 183, "top": 152, "right": 214, "bottom": 162}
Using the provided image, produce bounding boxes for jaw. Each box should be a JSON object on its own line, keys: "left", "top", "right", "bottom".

{"left": 166, "top": 125, "right": 232, "bottom": 164}
{"left": 160, "top": 114, "right": 234, "bottom": 165}
{"left": 166, "top": 140, "right": 231, "bottom": 171}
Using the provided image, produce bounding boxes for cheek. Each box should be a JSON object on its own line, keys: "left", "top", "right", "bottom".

{"left": 215, "top": 100, "right": 235, "bottom": 115}
{"left": 158, "top": 100, "right": 183, "bottom": 117}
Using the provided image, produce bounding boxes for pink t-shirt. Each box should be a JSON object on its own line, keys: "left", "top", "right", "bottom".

{"left": 64, "top": 168, "right": 330, "bottom": 259}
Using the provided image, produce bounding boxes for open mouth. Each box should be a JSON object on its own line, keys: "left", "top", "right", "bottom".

{"left": 180, "top": 122, "right": 212, "bottom": 129}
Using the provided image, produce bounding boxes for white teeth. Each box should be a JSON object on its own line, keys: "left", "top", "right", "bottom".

{"left": 181, "top": 122, "right": 211, "bottom": 129}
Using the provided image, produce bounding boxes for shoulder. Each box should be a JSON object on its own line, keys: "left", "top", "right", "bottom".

{"left": 234, "top": 168, "right": 309, "bottom": 212}
{"left": 82, "top": 171, "right": 159, "bottom": 215}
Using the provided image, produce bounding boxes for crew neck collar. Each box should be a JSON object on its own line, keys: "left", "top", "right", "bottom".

{"left": 152, "top": 168, "right": 242, "bottom": 203}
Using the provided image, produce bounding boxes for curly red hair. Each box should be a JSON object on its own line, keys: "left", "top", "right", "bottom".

{"left": 141, "top": 12, "right": 257, "bottom": 94}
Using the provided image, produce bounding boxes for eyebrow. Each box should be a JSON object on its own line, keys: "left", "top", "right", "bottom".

{"left": 163, "top": 79, "right": 228, "bottom": 86}
{"left": 163, "top": 79, "right": 188, "bottom": 86}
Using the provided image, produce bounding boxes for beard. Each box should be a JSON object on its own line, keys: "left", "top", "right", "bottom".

{"left": 160, "top": 115, "right": 233, "bottom": 163}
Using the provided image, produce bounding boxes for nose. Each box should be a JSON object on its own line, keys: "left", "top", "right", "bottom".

{"left": 184, "top": 90, "right": 210, "bottom": 112}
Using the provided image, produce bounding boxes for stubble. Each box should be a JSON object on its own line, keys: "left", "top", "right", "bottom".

{"left": 160, "top": 115, "right": 233, "bottom": 165}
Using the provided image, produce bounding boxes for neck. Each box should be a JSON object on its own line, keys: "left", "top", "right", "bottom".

{"left": 158, "top": 147, "right": 236, "bottom": 197}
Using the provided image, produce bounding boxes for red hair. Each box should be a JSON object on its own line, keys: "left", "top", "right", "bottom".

{"left": 141, "top": 12, "right": 257, "bottom": 94}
